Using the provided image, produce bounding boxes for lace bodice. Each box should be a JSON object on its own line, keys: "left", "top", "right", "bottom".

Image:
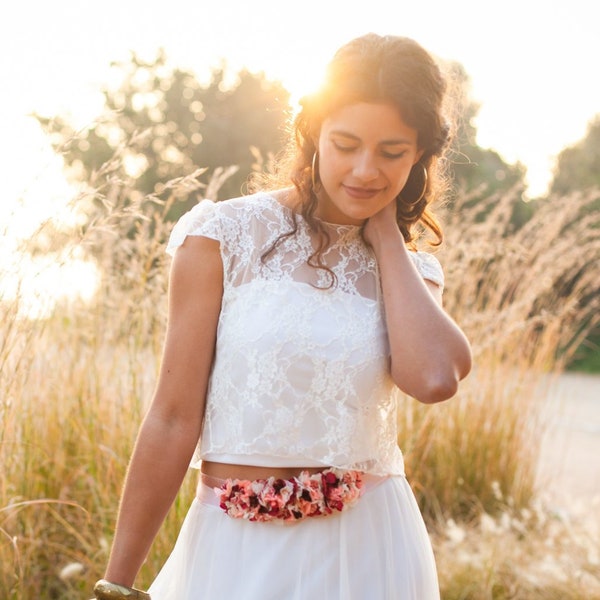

{"left": 166, "top": 192, "right": 444, "bottom": 476}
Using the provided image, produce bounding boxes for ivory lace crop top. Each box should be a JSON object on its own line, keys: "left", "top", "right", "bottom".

{"left": 166, "top": 192, "right": 444, "bottom": 476}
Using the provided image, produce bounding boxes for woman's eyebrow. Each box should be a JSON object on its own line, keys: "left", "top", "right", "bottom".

{"left": 329, "top": 130, "right": 413, "bottom": 145}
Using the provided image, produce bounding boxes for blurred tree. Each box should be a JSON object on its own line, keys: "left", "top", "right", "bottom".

{"left": 37, "top": 53, "right": 530, "bottom": 225}
{"left": 550, "top": 114, "right": 600, "bottom": 195}
{"left": 447, "top": 63, "right": 527, "bottom": 198}
{"left": 36, "top": 50, "right": 291, "bottom": 221}
{"left": 442, "top": 63, "right": 533, "bottom": 232}
{"left": 548, "top": 115, "right": 600, "bottom": 373}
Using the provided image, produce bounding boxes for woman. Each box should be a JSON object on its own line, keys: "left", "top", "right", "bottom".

{"left": 93, "top": 33, "right": 472, "bottom": 600}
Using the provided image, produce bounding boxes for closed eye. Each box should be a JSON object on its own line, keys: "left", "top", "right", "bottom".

{"left": 382, "top": 150, "right": 407, "bottom": 159}
{"left": 333, "top": 142, "right": 407, "bottom": 159}
{"left": 333, "top": 141, "right": 359, "bottom": 153}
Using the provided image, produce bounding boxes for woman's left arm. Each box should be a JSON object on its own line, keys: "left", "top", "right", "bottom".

{"left": 364, "top": 203, "right": 472, "bottom": 404}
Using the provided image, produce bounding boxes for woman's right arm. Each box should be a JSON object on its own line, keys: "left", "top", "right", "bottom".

{"left": 103, "top": 235, "right": 223, "bottom": 587}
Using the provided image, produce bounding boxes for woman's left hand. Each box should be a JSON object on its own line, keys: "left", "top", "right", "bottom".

{"left": 362, "top": 199, "right": 400, "bottom": 249}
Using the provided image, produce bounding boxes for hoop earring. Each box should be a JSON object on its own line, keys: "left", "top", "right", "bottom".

{"left": 311, "top": 151, "right": 320, "bottom": 192}
{"left": 406, "top": 162, "right": 428, "bottom": 205}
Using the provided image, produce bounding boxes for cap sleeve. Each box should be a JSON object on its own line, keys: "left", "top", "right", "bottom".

{"left": 166, "top": 199, "right": 220, "bottom": 256}
{"left": 409, "top": 251, "right": 444, "bottom": 291}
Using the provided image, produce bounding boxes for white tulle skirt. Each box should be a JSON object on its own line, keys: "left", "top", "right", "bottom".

{"left": 148, "top": 475, "right": 440, "bottom": 600}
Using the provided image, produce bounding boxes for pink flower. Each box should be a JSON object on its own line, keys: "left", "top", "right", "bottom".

{"left": 215, "top": 468, "right": 363, "bottom": 522}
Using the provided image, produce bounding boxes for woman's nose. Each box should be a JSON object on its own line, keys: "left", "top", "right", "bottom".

{"left": 352, "top": 151, "right": 379, "bottom": 181}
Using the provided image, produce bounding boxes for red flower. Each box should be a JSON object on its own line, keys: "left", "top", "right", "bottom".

{"left": 214, "top": 468, "right": 363, "bottom": 522}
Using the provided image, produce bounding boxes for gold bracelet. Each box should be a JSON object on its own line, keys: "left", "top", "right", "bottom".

{"left": 93, "top": 579, "right": 151, "bottom": 600}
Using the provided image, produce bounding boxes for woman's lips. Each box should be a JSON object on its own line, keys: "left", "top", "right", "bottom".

{"left": 342, "top": 185, "right": 382, "bottom": 199}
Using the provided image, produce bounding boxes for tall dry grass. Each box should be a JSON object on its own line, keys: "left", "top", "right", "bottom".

{"left": 1, "top": 153, "right": 205, "bottom": 598}
{"left": 1, "top": 155, "right": 599, "bottom": 599}
{"left": 399, "top": 188, "right": 600, "bottom": 523}
{"left": 398, "top": 187, "right": 600, "bottom": 598}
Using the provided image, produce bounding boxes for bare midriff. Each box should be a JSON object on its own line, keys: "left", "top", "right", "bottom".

{"left": 201, "top": 460, "right": 326, "bottom": 481}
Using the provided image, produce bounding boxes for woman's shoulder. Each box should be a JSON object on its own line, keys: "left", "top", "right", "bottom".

{"left": 166, "top": 190, "right": 290, "bottom": 256}
{"left": 201, "top": 190, "right": 289, "bottom": 220}
{"left": 408, "top": 250, "right": 445, "bottom": 289}
{"left": 216, "top": 190, "right": 296, "bottom": 236}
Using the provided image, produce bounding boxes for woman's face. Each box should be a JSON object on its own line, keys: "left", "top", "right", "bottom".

{"left": 315, "top": 102, "right": 423, "bottom": 225}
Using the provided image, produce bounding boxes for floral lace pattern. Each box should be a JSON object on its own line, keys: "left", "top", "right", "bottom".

{"left": 166, "top": 193, "right": 444, "bottom": 476}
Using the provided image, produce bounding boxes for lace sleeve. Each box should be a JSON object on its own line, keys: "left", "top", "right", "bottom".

{"left": 166, "top": 199, "right": 220, "bottom": 256}
{"left": 409, "top": 251, "right": 444, "bottom": 291}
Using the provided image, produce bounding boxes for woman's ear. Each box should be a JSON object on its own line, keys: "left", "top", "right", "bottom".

{"left": 311, "top": 131, "right": 321, "bottom": 152}
{"left": 309, "top": 120, "right": 323, "bottom": 150}
{"left": 413, "top": 149, "right": 425, "bottom": 165}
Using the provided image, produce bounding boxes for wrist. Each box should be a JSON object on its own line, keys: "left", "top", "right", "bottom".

{"left": 92, "top": 579, "right": 151, "bottom": 600}
{"left": 365, "top": 219, "right": 405, "bottom": 255}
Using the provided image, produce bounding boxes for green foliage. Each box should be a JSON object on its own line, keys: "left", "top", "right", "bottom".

{"left": 446, "top": 63, "right": 527, "bottom": 201}
{"left": 35, "top": 50, "right": 291, "bottom": 219}
{"left": 568, "top": 325, "right": 600, "bottom": 373}
{"left": 547, "top": 116, "right": 600, "bottom": 372}
{"left": 551, "top": 114, "right": 600, "bottom": 195}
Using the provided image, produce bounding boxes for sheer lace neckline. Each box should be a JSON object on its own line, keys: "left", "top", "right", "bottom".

{"left": 259, "top": 191, "right": 362, "bottom": 237}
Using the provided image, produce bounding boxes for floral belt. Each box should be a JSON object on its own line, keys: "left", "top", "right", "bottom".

{"left": 212, "top": 468, "right": 363, "bottom": 522}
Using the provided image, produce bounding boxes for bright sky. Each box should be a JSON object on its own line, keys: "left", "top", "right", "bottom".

{"left": 1, "top": 0, "right": 599, "bottom": 315}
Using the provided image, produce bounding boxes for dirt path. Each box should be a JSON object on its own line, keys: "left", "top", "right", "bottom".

{"left": 537, "top": 371, "right": 600, "bottom": 509}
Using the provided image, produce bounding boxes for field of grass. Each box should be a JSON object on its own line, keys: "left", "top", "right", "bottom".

{"left": 1, "top": 171, "right": 599, "bottom": 598}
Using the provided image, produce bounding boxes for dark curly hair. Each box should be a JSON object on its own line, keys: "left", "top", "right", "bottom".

{"left": 252, "top": 33, "right": 452, "bottom": 273}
